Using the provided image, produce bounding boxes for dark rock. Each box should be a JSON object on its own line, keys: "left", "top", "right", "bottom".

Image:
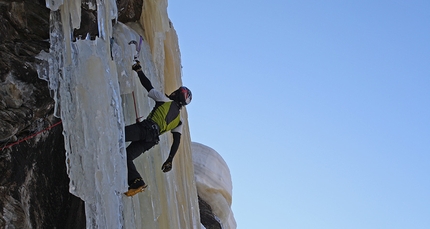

{"left": 117, "top": 0, "right": 143, "bottom": 22}
{"left": 199, "top": 195, "right": 222, "bottom": 229}
{"left": 73, "top": 0, "right": 143, "bottom": 40}
{"left": 0, "top": 0, "right": 85, "bottom": 228}
{"left": 73, "top": 2, "right": 99, "bottom": 40}
{"left": 0, "top": 117, "right": 86, "bottom": 228}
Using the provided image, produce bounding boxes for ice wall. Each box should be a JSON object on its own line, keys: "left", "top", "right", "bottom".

{"left": 192, "top": 142, "right": 237, "bottom": 228}
{"left": 39, "top": 0, "right": 200, "bottom": 228}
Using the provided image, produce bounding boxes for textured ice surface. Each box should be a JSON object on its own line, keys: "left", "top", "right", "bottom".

{"left": 45, "top": 0, "right": 64, "bottom": 11}
{"left": 40, "top": 0, "right": 202, "bottom": 228}
{"left": 192, "top": 142, "right": 237, "bottom": 228}
{"left": 41, "top": 1, "right": 127, "bottom": 227}
{"left": 62, "top": 38, "right": 126, "bottom": 228}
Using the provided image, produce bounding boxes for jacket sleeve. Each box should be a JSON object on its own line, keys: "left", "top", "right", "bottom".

{"left": 167, "top": 132, "right": 181, "bottom": 160}
{"left": 136, "top": 70, "right": 154, "bottom": 92}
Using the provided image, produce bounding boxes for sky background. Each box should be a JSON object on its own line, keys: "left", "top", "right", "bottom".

{"left": 168, "top": 1, "right": 430, "bottom": 228}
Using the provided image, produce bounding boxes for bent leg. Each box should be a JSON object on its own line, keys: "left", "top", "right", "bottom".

{"left": 126, "top": 140, "right": 156, "bottom": 185}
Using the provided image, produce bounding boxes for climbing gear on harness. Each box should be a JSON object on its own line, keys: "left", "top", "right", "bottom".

{"left": 138, "top": 119, "right": 160, "bottom": 144}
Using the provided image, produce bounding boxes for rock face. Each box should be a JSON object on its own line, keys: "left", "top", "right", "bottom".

{"left": 0, "top": 0, "right": 51, "bottom": 143}
{"left": 0, "top": 1, "right": 78, "bottom": 228}
{"left": 199, "top": 196, "right": 222, "bottom": 229}
{"left": 0, "top": 1, "right": 142, "bottom": 228}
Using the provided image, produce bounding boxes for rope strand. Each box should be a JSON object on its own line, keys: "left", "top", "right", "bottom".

{"left": 0, "top": 120, "right": 63, "bottom": 151}
{"left": 132, "top": 91, "right": 144, "bottom": 122}
{"left": 1, "top": 90, "right": 145, "bottom": 151}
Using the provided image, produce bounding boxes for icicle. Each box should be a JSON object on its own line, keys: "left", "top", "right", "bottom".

{"left": 40, "top": 0, "right": 207, "bottom": 228}
{"left": 45, "top": 0, "right": 64, "bottom": 11}
{"left": 68, "top": 0, "right": 82, "bottom": 29}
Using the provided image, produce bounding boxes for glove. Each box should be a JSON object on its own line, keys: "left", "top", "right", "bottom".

{"left": 161, "top": 159, "right": 172, "bottom": 173}
{"left": 132, "top": 60, "right": 142, "bottom": 72}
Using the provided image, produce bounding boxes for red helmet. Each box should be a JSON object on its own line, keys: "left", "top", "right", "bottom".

{"left": 170, "top": 86, "right": 192, "bottom": 106}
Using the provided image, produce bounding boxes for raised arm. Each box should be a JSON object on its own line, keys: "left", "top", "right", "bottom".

{"left": 132, "top": 61, "right": 153, "bottom": 92}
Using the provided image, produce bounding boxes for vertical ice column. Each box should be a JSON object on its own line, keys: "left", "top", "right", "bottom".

{"left": 44, "top": 0, "right": 127, "bottom": 228}
{"left": 60, "top": 39, "right": 127, "bottom": 228}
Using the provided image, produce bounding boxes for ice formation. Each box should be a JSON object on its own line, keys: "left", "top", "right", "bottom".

{"left": 192, "top": 142, "right": 237, "bottom": 228}
{"left": 37, "top": 0, "right": 235, "bottom": 228}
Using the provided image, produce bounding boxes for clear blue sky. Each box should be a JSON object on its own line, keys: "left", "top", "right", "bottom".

{"left": 168, "top": 1, "right": 430, "bottom": 228}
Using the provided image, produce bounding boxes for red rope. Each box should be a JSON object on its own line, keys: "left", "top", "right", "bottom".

{"left": 2, "top": 91, "right": 143, "bottom": 151}
{"left": 0, "top": 120, "right": 63, "bottom": 151}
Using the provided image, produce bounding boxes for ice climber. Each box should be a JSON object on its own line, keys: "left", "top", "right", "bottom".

{"left": 124, "top": 60, "right": 192, "bottom": 197}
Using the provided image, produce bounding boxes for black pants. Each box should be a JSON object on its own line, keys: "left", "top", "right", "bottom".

{"left": 125, "top": 120, "right": 159, "bottom": 185}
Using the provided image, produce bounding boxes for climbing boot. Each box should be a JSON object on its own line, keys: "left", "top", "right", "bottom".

{"left": 124, "top": 178, "right": 147, "bottom": 197}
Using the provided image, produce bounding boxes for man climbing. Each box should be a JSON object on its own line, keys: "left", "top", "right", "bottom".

{"left": 124, "top": 60, "right": 192, "bottom": 197}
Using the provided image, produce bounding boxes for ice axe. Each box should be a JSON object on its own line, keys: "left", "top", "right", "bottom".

{"left": 128, "top": 36, "right": 143, "bottom": 61}
{"left": 128, "top": 36, "right": 144, "bottom": 122}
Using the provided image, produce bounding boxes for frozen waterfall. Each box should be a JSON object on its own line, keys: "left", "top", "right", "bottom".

{"left": 36, "top": 0, "right": 235, "bottom": 228}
